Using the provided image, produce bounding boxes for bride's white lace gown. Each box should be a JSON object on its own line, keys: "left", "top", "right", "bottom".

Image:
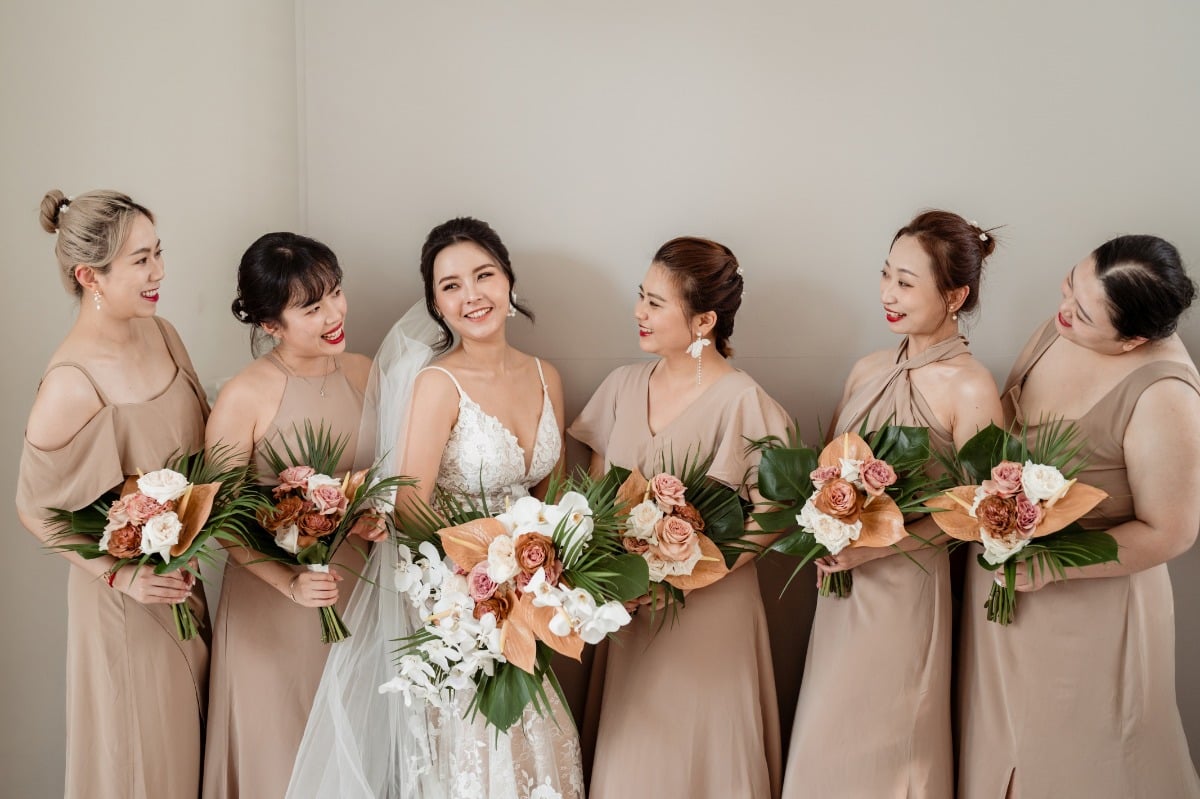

{"left": 423, "top": 362, "right": 585, "bottom": 799}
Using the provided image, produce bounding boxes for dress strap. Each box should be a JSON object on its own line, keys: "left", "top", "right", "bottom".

{"left": 1094, "top": 360, "right": 1200, "bottom": 436}
{"left": 533, "top": 358, "right": 548, "bottom": 390}
{"left": 420, "top": 365, "right": 467, "bottom": 398}
{"left": 264, "top": 350, "right": 293, "bottom": 376}
{"left": 41, "top": 362, "right": 112, "bottom": 405}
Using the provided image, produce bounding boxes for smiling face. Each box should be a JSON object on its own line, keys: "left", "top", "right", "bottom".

{"left": 87, "top": 214, "right": 164, "bottom": 319}
{"left": 432, "top": 241, "right": 512, "bottom": 343}
{"left": 273, "top": 284, "right": 348, "bottom": 357}
{"left": 635, "top": 262, "right": 700, "bottom": 356}
{"left": 1054, "top": 256, "right": 1136, "bottom": 354}
{"left": 880, "top": 234, "right": 961, "bottom": 335}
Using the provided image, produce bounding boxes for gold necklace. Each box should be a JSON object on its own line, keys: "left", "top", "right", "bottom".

{"left": 275, "top": 350, "right": 335, "bottom": 397}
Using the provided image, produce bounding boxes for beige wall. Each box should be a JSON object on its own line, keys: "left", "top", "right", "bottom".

{"left": 3, "top": 0, "right": 1198, "bottom": 793}
{"left": 0, "top": 1, "right": 300, "bottom": 795}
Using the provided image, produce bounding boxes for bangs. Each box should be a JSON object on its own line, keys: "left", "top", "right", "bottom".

{"left": 284, "top": 257, "right": 342, "bottom": 309}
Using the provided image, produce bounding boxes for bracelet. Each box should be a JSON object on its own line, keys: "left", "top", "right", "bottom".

{"left": 103, "top": 565, "right": 120, "bottom": 588}
{"left": 288, "top": 573, "right": 301, "bottom": 603}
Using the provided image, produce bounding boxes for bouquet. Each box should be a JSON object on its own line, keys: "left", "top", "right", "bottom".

{"left": 48, "top": 446, "right": 258, "bottom": 639}
{"left": 926, "top": 421, "right": 1113, "bottom": 624}
{"left": 250, "top": 422, "right": 411, "bottom": 643}
{"left": 382, "top": 469, "right": 648, "bottom": 732}
{"left": 753, "top": 425, "right": 939, "bottom": 597}
{"left": 613, "top": 452, "right": 750, "bottom": 613}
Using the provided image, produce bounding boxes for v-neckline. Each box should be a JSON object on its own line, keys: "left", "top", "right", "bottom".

{"left": 456, "top": 381, "right": 553, "bottom": 478}
{"left": 642, "top": 360, "right": 738, "bottom": 438}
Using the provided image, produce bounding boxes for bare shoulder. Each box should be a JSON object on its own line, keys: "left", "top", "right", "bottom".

{"left": 844, "top": 348, "right": 894, "bottom": 392}
{"left": 339, "top": 352, "right": 374, "bottom": 393}
{"left": 413, "top": 363, "right": 462, "bottom": 402}
{"left": 212, "top": 358, "right": 286, "bottom": 416}
{"left": 941, "top": 353, "right": 1000, "bottom": 398}
{"left": 1129, "top": 373, "right": 1200, "bottom": 437}
{"left": 25, "top": 365, "right": 106, "bottom": 450}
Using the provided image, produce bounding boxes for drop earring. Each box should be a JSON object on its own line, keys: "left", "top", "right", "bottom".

{"left": 507, "top": 291, "right": 518, "bottom": 318}
{"left": 93, "top": 290, "right": 102, "bottom": 311}
{"left": 952, "top": 310, "right": 958, "bottom": 322}
{"left": 686, "top": 331, "right": 711, "bottom": 386}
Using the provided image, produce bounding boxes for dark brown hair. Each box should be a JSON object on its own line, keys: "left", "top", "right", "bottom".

{"left": 891, "top": 210, "right": 997, "bottom": 316}
{"left": 1093, "top": 234, "right": 1195, "bottom": 341}
{"left": 652, "top": 236, "right": 744, "bottom": 357}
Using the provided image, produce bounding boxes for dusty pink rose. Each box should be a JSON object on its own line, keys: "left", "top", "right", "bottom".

{"left": 809, "top": 465, "right": 841, "bottom": 486}
{"left": 468, "top": 562, "right": 498, "bottom": 601}
{"left": 309, "top": 483, "right": 349, "bottom": 516}
{"left": 123, "top": 493, "right": 172, "bottom": 526}
{"left": 650, "top": 473, "right": 687, "bottom": 511}
{"left": 860, "top": 458, "right": 898, "bottom": 497}
{"left": 622, "top": 536, "right": 650, "bottom": 554}
{"left": 652, "top": 515, "right": 697, "bottom": 562}
{"left": 813, "top": 478, "right": 863, "bottom": 524}
{"left": 1014, "top": 492, "right": 1042, "bottom": 536}
{"left": 274, "top": 466, "right": 317, "bottom": 496}
{"left": 977, "top": 495, "right": 1019, "bottom": 540}
{"left": 982, "top": 461, "right": 1024, "bottom": 498}
{"left": 107, "top": 524, "right": 143, "bottom": 559}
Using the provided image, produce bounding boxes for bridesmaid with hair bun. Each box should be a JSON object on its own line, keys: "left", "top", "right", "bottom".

{"left": 17, "top": 189, "right": 210, "bottom": 799}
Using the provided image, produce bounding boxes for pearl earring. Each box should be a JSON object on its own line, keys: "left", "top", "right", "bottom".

{"left": 686, "top": 331, "right": 712, "bottom": 386}
{"left": 952, "top": 310, "right": 958, "bottom": 322}
{"left": 507, "top": 291, "right": 518, "bottom": 318}
{"left": 93, "top": 290, "right": 102, "bottom": 311}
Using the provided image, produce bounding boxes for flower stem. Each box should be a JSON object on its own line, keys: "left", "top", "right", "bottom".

{"left": 172, "top": 601, "right": 200, "bottom": 641}
{"left": 819, "top": 570, "right": 853, "bottom": 598}
{"left": 319, "top": 605, "right": 351, "bottom": 644}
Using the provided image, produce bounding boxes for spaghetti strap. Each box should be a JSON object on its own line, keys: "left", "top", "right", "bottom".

{"left": 42, "top": 362, "right": 111, "bottom": 406}
{"left": 420, "top": 365, "right": 467, "bottom": 398}
{"left": 263, "top": 351, "right": 292, "bottom": 376}
{"left": 533, "top": 357, "right": 547, "bottom": 390}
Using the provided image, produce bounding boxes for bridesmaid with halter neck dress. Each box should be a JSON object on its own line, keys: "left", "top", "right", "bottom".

{"left": 202, "top": 233, "right": 377, "bottom": 798}
{"left": 17, "top": 190, "right": 209, "bottom": 799}
{"left": 958, "top": 236, "right": 1200, "bottom": 798}
{"left": 782, "top": 211, "right": 1002, "bottom": 799}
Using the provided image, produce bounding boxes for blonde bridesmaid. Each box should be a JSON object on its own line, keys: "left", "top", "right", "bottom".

{"left": 202, "top": 233, "right": 378, "bottom": 798}
{"left": 958, "top": 234, "right": 1200, "bottom": 797}
{"left": 570, "top": 237, "right": 787, "bottom": 799}
{"left": 782, "top": 210, "right": 1002, "bottom": 798}
{"left": 16, "top": 190, "right": 209, "bottom": 798}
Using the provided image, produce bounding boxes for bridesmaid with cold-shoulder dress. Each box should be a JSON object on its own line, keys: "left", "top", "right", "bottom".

{"left": 570, "top": 237, "right": 787, "bottom": 799}
{"left": 783, "top": 211, "right": 1002, "bottom": 798}
{"left": 958, "top": 235, "right": 1200, "bottom": 798}
{"left": 16, "top": 190, "right": 209, "bottom": 799}
{"left": 202, "top": 233, "right": 377, "bottom": 798}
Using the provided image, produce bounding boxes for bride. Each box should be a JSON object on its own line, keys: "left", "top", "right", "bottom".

{"left": 287, "top": 217, "right": 584, "bottom": 799}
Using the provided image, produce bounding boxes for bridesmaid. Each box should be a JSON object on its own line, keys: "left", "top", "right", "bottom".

{"left": 203, "top": 233, "right": 378, "bottom": 798}
{"left": 958, "top": 235, "right": 1200, "bottom": 797}
{"left": 16, "top": 189, "right": 209, "bottom": 798}
{"left": 570, "top": 237, "right": 788, "bottom": 799}
{"left": 783, "top": 210, "right": 1002, "bottom": 797}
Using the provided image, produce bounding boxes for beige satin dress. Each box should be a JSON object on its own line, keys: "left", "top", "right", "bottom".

{"left": 570, "top": 361, "right": 789, "bottom": 799}
{"left": 783, "top": 335, "right": 963, "bottom": 798}
{"left": 203, "top": 354, "right": 368, "bottom": 799}
{"left": 958, "top": 321, "right": 1200, "bottom": 798}
{"left": 16, "top": 317, "right": 210, "bottom": 799}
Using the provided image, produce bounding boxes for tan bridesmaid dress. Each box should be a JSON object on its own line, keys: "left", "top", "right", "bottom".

{"left": 783, "top": 335, "right": 962, "bottom": 799}
{"left": 958, "top": 320, "right": 1200, "bottom": 798}
{"left": 15, "top": 317, "right": 210, "bottom": 799}
{"left": 203, "top": 353, "right": 368, "bottom": 799}
{"left": 569, "top": 361, "right": 788, "bottom": 799}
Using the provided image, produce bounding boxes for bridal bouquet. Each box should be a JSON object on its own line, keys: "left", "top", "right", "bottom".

{"left": 249, "top": 421, "right": 411, "bottom": 643}
{"left": 47, "top": 446, "right": 257, "bottom": 639}
{"left": 613, "top": 453, "right": 749, "bottom": 612}
{"left": 926, "top": 421, "right": 1113, "bottom": 624}
{"left": 382, "top": 469, "right": 648, "bottom": 731}
{"left": 753, "top": 425, "right": 940, "bottom": 597}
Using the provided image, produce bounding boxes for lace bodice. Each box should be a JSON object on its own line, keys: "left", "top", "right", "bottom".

{"left": 424, "top": 360, "right": 561, "bottom": 510}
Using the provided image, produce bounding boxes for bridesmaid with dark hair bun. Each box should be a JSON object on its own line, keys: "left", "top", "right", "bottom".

{"left": 783, "top": 210, "right": 1002, "bottom": 798}
{"left": 958, "top": 234, "right": 1200, "bottom": 798}
{"left": 571, "top": 236, "right": 788, "bottom": 799}
{"left": 202, "top": 232, "right": 378, "bottom": 799}
{"left": 17, "top": 189, "right": 209, "bottom": 798}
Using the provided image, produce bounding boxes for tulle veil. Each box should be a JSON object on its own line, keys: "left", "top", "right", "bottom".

{"left": 285, "top": 302, "right": 447, "bottom": 799}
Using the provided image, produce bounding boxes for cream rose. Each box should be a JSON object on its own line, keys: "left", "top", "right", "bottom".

{"left": 136, "top": 468, "right": 190, "bottom": 504}
{"left": 626, "top": 500, "right": 664, "bottom": 542}
{"left": 1021, "top": 461, "right": 1067, "bottom": 503}
{"left": 274, "top": 523, "right": 301, "bottom": 555}
{"left": 140, "top": 510, "right": 183, "bottom": 560}
{"left": 798, "top": 498, "right": 861, "bottom": 555}
{"left": 980, "top": 528, "right": 1029, "bottom": 565}
{"left": 486, "top": 535, "right": 520, "bottom": 584}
